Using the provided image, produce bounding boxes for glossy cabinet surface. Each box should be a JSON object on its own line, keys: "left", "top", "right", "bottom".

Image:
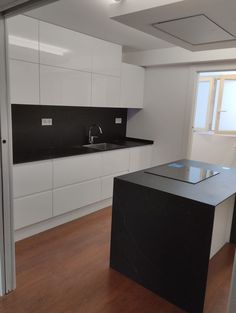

{"left": 92, "top": 39, "right": 122, "bottom": 77}
{"left": 7, "top": 15, "right": 39, "bottom": 63}
{"left": 53, "top": 153, "right": 102, "bottom": 188}
{"left": 39, "top": 21, "right": 93, "bottom": 72}
{"left": 53, "top": 179, "right": 101, "bottom": 216}
{"left": 102, "top": 149, "right": 130, "bottom": 176}
{"left": 40, "top": 65, "right": 91, "bottom": 106}
{"left": 121, "top": 63, "right": 145, "bottom": 108}
{"left": 14, "top": 191, "right": 53, "bottom": 230}
{"left": 92, "top": 74, "right": 120, "bottom": 107}
{"left": 13, "top": 161, "right": 52, "bottom": 198}
{"left": 10, "top": 60, "right": 39, "bottom": 105}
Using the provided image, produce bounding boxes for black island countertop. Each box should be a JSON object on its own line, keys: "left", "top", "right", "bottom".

{"left": 117, "top": 159, "right": 236, "bottom": 207}
{"left": 13, "top": 137, "right": 154, "bottom": 164}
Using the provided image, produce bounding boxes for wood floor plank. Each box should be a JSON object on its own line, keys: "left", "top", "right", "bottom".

{"left": 0, "top": 207, "right": 235, "bottom": 313}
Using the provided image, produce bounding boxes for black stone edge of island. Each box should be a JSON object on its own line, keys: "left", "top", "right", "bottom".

{"left": 13, "top": 137, "right": 154, "bottom": 164}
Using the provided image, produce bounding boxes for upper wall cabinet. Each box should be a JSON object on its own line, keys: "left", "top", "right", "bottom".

{"left": 10, "top": 60, "right": 39, "bottom": 105}
{"left": 92, "top": 74, "right": 120, "bottom": 107}
{"left": 92, "top": 39, "right": 122, "bottom": 77}
{"left": 40, "top": 65, "right": 91, "bottom": 106}
{"left": 39, "top": 22, "right": 93, "bottom": 72}
{"left": 7, "top": 15, "right": 39, "bottom": 63}
{"left": 120, "top": 63, "right": 145, "bottom": 108}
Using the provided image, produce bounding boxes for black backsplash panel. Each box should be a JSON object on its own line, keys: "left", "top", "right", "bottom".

{"left": 12, "top": 104, "right": 127, "bottom": 153}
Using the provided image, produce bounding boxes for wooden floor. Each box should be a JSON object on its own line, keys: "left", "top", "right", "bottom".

{"left": 0, "top": 207, "right": 235, "bottom": 313}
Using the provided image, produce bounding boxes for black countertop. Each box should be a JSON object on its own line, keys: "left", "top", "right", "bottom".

{"left": 117, "top": 159, "right": 236, "bottom": 206}
{"left": 13, "top": 137, "right": 154, "bottom": 164}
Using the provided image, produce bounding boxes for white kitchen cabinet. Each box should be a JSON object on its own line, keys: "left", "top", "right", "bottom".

{"left": 129, "top": 145, "right": 153, "bottom": 172}
{"left": 9, "top": 60, "right": 39, "bottom": 104}
{"left": 120, "top": 63, "right": 145, "bottom": 108}
{"left": 53, "top": 179, "right": 101, "bottom": 216}
{"left": 92, "top": 74, "right": 120, "bottom": 107}
{"left": 92, "top": 39, "right": 122, "bottom": 77}
{"left": 53, "top": 153, "right": 102, "bottom": 188}
{"left": 40, "top": 65, "right": 91, "bottom": 106}
{"left": 39, "top": 22, "right": 93, "bottom": 72}
{"left": 102, "top": 149, "right": 130, "bottom": 176}
{"left": 13, "top": 161, "right": 53, "bottom": 198}
{"left": 14, "top": 191, "right": 53, "bottom": 230}
{"left": 101, "top": 171, "right": 128, "bottom": 200}
{"left": 7, "top": 15, "right": 39, "bottom": 63}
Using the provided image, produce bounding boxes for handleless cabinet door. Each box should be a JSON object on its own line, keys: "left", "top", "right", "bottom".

{"left": 101, "top": 171, "right": 128, "bottom": 200}
{"left": 40, "top": 65, "right": 91, "bottom": 106}
{"left": 92, "top": 74, "right": 120, "bottom": 107}
{"left": 129, "top": 146, "right": 153, "bottom": 172}
{"left": 39, "top": 22, "right": 93, "bottom": 72}
{"left": 53, "top": 179, "right": 101, "bottom": 216}
{"left": 13, "top": 161, "right": 53, "bottom": 198}
{"left": 10, "top": 60, "right": 39, "bottom": 104}
{"left": 7, "top": 15, "right": 39, "bottom": 63}
{"left": 121, "top": 63, "right": 145, "bottom": 108}
{"left": 14, "top": 191, "right": 53, "bottom": 230}
{"left": 102, "top": 150, "right": 130, "bottom": 176}
{"left": 92, "top": 39, "right": 122, "bottom": 77}
{"left": 53, "top": 153, "right": 102, "bottom": 188}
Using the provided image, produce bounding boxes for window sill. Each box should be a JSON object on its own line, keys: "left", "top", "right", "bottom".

{"left": 194, "top": 131, "right": 236, "bottom": 138}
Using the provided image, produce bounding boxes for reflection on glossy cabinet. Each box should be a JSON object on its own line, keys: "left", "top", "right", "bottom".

{"left": 121, "top": 63, "right": 145, "bottom": 108}
{"left": 9, "top": 60, "right": 40, "bottom": 104}
{"left": 39, "top": 21, "right": 93, "bottom": 72}
{"left": 40, "top": 65, "right": 91, "bottom": 106}
{"left": 92, "top": 74, "right": 120, "bottom": 107}
{"left": 14, "top": 191, "right": 53, "bottom": 230}
{"left": 93, "top": 39, "right": 121, "bottom": 77}
{"left": 53, "top": 179, "right": 101, "bottom": 216}
{"left": 13, "top": 161, "right": 53, "bottom": 198}
{"left": 53, "top": 154, "right": 102, "bottom": 188}
{"left": 7, "top": 15, "right": 39, "bottom": 63}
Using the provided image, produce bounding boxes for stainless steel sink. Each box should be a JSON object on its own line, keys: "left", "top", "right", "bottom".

{"left": 83, "top": 142, "right": 124, "bottom": 151}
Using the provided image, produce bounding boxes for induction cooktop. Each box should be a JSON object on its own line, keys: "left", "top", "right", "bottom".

{"left": 145, "top": 162, "right": 220, "bottom": 184}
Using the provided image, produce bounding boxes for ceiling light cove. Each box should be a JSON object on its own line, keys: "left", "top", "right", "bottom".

{"left": 9, "top": 35, "right": 70, "bottom": 56}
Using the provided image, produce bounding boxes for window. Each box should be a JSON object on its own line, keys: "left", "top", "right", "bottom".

{"left": 194, "top": 72, "right": 236, "bottom": 135}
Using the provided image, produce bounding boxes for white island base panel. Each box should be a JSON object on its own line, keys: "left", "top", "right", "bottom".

{"left": 210, "top": 195, "right": 235, "bottom": 259}
{"left": 15, "top": 198, "right": 112, "bottom": 242}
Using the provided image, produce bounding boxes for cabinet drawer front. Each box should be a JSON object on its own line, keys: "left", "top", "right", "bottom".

{"left": 40, "top": 65, "right": 91, "bottom": 106}
{"left": 102, "top": 150, "right": 130, "bottom": 176}
{"left": 53, "top": 154, "right": 102, "bottom": 188}
{"left": 14, "top": 191, "right": 53, "bottom": 230}
{"left": 129, "top": 146, "right": 153, "bottom": 172}
{"left": 13, "top": 161, "right": 53, "bottom": 198}
{"left": 53, "top": 179, "right": 101, "bottom": 216}
{"left": 101, "top": 171, "right": 128, "bottom": 200}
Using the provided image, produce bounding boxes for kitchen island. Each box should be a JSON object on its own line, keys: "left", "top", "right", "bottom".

{"left": 110, "top": 159, "right": 236, "bottom": 313}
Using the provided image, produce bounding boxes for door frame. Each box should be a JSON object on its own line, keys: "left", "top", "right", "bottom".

{"left": 0, "top": 0, "right": 59, "bottom": 296}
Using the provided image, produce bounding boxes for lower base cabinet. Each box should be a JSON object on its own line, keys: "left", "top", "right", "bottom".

{"left": 53, "top": 179, "right": 101, "bottom": 216}
{"left": 14, "top": 191, "right": 53, "bottom": 230}
{"left": 13, "top": 145, "right": 153, "bottom": 230}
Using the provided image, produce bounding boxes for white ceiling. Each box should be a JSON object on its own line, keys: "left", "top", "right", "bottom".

{"left": 25, "top": 0, "right": 173, "bottom": 52}
{"left": 111, "top": 0, "right": 236, "bottom": 51}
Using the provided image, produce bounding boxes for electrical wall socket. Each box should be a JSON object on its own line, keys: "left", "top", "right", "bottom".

{"left": 115, "top": 117, "right": 122, "bottom": 124}
{"left": 41, "top": 118, "right": 53, "bottom": 126}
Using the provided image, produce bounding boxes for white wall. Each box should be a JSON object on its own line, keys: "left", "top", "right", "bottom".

{"left": 127, "top": 65, "right": 193, "bottom": 166}
{"left": 191, "top": 133, "right": 236, "bottom": 167}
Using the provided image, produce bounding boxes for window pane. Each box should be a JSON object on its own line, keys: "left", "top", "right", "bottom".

{"left": 194, "top": 81, "right": 210, "bottom": 129}
{"left": 219, "top": 80, "right": 236, "bottom": 132}
{"left": 212, "top": 80, "right": 220, "bottom": 131}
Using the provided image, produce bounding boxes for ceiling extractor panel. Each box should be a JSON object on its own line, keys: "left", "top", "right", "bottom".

{"left": 152, "top": 15, "right": 235, "bottom": 45}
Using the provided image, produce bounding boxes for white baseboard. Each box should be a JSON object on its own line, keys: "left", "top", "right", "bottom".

{"left": 15, "top": 198, "right": 112, "bottom": 242}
